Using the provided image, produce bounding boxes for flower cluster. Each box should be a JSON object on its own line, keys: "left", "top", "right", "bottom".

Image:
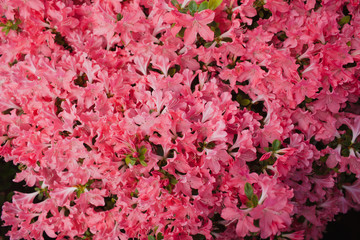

{"left": 1, "top": 0, "right": 360, "bottom": 239}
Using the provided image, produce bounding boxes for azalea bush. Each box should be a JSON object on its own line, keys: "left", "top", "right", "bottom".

{"left": 1, "top": 0, "right": 360, "bottom": 239}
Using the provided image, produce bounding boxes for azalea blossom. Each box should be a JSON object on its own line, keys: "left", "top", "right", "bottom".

{"left": 165, "top": 9, "right": 215, "bottom": 45}
{"left": 0, "top": 0, "right": 359, "bottom": 239}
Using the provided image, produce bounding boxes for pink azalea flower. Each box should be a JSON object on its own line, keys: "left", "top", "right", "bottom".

{"left": 50, "top": 186, "right": 78, "bottom": 206}
{"left": 0, "top": 0, "right": 360, "bottom": 239}
{"left": 221, "top": 207, "right": 259, "bottom": 237}
{"left": 250, "top": 176, "right": 294, "bottom": 238}
{"left": 265, "top": 0, "right": 290, "bottom": 14}
{"left": 342, "top": 116, "right": 360, "bottom": 143}
{"left": 165, "top": 9, "right": 215, "bottom": 45}
{"left": 151, "top": 55, "right": 172, "bottom": 77}
{"left": 281, "top": 230, "right": 305, "bottom": 240}
{"left": 343, "top": 179, "right": 360, "bottom": 204}
{"left": 12, "top": 191, "right": 39, "bottom": 206}
{"left": 232, "top": 0, "right": 257, "bottom": 25}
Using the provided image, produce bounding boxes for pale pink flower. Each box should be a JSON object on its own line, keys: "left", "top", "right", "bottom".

{"left": 51, "top": 187, "right": 78, "bottom": 206}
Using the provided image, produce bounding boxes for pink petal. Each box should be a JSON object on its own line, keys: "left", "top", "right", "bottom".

{"left": 184, "top": 24, "right": 198, "bottom": 45}
{"left": 197, "top": 24, "right": 214, "bottom": 42}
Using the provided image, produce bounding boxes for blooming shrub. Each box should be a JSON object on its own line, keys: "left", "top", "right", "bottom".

{"left": 0, "top": 0, "right": 360, "bottom": 239}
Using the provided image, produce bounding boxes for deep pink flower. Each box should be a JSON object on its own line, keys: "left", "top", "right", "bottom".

{"left": 343, "top": 179, "right": 360, "bottom": 204}
{"left": 221, "top": 207, "right": 259, "bottom": 237}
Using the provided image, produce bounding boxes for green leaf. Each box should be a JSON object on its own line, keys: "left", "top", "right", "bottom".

{"left": 305, "top": 96, "right": 313, "bottom": 103}
{"left": 245, "top": 200, "right": 253, "bottom": 208}
{"left": 139, "top": 158, "right": 148, "bottom": 167}
{"left": 171, "top": 0, "right": 180, "bottom": 8}
{"left": 259, "top": 9, "right": 264, "bottom": 18}
{"left": 170, "top": 177, "right": 178, "bottom": 185}
{"left": 251, "top": 194, "right": 258, "bottom": 207}
{"left": 168, "top": 67, "right": 176, "bottom": 77}
{"left": 125, "top": 155, "right": 136, "bottom": 165}
{"left": 214, "top": 26, "right": 221, "bottom": 37}
{"left": 148, "top": 236, "right": 156, "bottom": 240}
{"left": 188, "top": 1, "right": 198, "bottom": 15}
{"left": 198, "top": 1, "right": 209, "bottom": 12}
{"left": 157, "top": 233, "right": 164, "bottom": 240}
{"left": 272, "top": 139, "right": 281, "bottom": 151}
{"left": 209, "top": 0, "right": 223, "bottom": 10}
{"left": 192, "top": 234, "right": 206, "bottom": 240}
{"left": 1, "top": 19, "right": 21, "bottom": 35}
{"left": 206, "top": 141, "right": 216, "bottom": 149}
{"left": 179, "top": 8, "right": 188, "bottom": 14}
{"left": 253, "top": 0, "right": 265, "bottom": 8}
{"left": 204, "top": 41, "right": 214, "bottom": 48}
{"left": 342, "top": 137, "right": 352, "bottom": 147}
{"left": 139, "top": 146, "right": 147, "bottom": 155}
{"left": 139, "top": 154, "right": 145, "bottom": 161}
{"left": 38, "top": 192, "right": 43, "bottom": 200}
{"left": 131, "top": 189, "right": 139, "bottom": 198}
{"left": 339, "top": 15, "right": 350, "bottom": 26}
{"left": 116, "top": 13, "right": 123, "bottom": 21}
{"left": 341, "top": 148, "right": 350, "bottom": 157}
{"left": 244, "top": 182, "right": 254, "bottom": 199}
{"left": 2, "top": 27, "right": 10, "bottom": 35}
{"left": 353, "top": 142, "right": 360, "bottom": 151}
{"left": 125, "top": 155, "right": 132, "bottom": 165}
{"left": 11, "top": 19, "right": 21, "bottom": 30}
{"left": 240, "top": 98, "right": 251, "bottom": 106}
{"left": 176, "top": 27, "right": 186, "bottom": 38}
